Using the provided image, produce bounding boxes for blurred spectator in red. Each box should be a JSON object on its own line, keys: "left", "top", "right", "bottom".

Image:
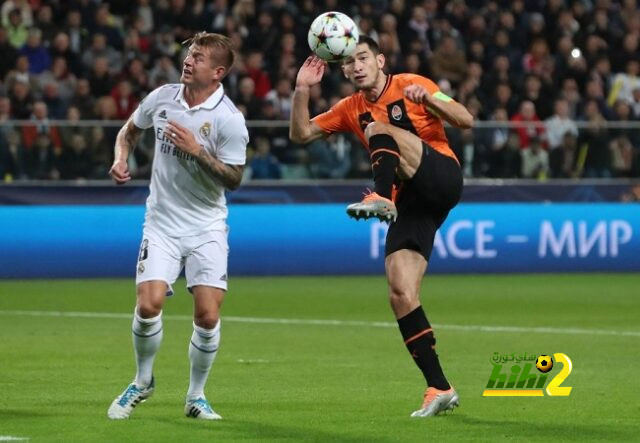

{"left": 511, "top": 100, "right": 545, "bottom": 149}
{"left": 111, "top": 79, "right": 139, "bottom": 120}
{"left": 19, "top": 28, "right": 50, "bottom": 74}
{"left": 21, "top": 100, "right": 61, "bottom": 151}
{"left": 245, "top": 50, "right": 271, "bottom": 99}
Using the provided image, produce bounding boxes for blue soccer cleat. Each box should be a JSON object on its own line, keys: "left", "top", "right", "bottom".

{"left": 107, "top": 377, "right": 155, "bottom": 419}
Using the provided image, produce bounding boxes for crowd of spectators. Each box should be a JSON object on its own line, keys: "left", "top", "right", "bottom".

{"left": 1, "top": 0, "right": 640, "bottom": 182}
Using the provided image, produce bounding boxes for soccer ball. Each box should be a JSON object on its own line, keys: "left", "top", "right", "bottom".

{"left": 536, "top": 355, "right": 554, "bottom": 373}
{"left": 307, "top": 11, "right": 359, "bottom": 62}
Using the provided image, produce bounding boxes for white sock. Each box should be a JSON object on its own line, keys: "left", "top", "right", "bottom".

{"left": 132, "top": 309, "right": 163, "bottom": 387}
{"left": 187, "top": 320, "right": 220, "bottom": 400}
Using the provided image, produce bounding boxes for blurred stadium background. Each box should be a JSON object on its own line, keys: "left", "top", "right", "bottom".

{"left": 0, "top": 0, "right": 639, "bottom": 441}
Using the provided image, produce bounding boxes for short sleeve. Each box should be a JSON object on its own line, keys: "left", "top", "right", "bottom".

{"left": 216, "top": 113, "right": 248, "bottom": 165}
{"left": 311, "top": 97, "right": 353, "bottom": 134}
{"left": 132, "top": 87, "right": 162, "bottom": 129}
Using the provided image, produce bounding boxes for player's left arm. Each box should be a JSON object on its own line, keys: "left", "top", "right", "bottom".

{"left": 165, "top": 119, "right": 246, "bottom": 191}
{"left": 404, "top": 82, "right": 474, "bottom": 129}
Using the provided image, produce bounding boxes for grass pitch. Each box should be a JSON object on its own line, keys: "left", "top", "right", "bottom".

{"left": 0, "top": 274, "right": 638, "bottom": 442}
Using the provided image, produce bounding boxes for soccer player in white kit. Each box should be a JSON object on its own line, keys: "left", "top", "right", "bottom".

{"left": 107, "top": 32, "right": 248, "bottom": 420}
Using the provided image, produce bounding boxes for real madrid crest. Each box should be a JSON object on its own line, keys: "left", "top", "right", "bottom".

{"left": 199, "top": 122, "right": 211, "bottom": 138}
{"left": 391, "top": 104, "right": 402, "bottom": 121}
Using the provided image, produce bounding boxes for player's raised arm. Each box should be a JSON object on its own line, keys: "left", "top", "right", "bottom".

{"left": 109, "top": 115, "right": 143, "bottom": 185}
{"left": 404, "top": 84, "right": 474, "bottom": 129}
{"left": 289, "top": 56, "right": 329, "bottom": 144}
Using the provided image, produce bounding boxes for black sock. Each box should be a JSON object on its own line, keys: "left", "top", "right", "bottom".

{"left": 369, "top": 133, "right": 400, "bottom": 199}
{"left": 397, "top": 306, "right": 451, "bottom": 390}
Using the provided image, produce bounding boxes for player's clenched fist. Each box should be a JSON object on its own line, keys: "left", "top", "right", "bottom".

{"left": 403, "top": 84, "right": 432, "bottom": 106}
{"left": 109, "top": 159, "right": 131, "bottom": 184}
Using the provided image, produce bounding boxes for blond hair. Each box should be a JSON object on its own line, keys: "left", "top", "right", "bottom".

{"left": 183, "top": 32, "right": 235, "bottom": 72}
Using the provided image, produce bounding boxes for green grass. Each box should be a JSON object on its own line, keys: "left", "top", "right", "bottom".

{"left": 0, "top": 275, "right": 639, "bottom": 442}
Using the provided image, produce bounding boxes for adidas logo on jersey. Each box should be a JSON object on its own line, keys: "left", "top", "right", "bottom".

{"left": 158, "top": 110, "right": 167, "bottom": 119}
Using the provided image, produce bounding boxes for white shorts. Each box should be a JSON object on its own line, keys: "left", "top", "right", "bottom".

{"left": 135, "top": 225, "right": 229, "bottom": 294}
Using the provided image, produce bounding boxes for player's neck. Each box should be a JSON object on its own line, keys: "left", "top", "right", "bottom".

{"left": 362, "top": 73, "right": 388, "bottom": 102}
{"left": 183, "top": 82, "right": 221, "bottom": 108}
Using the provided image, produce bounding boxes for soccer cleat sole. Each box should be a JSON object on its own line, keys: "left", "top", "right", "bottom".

{"left": 346, "top": 204, "right": 398, "bottom": 223}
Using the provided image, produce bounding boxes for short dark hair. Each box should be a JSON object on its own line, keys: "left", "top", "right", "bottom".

{"left": 357, "top": 35, "right": 381, "bottom": 55}
{"left": 183, "top": 32, "right": 235, "bottom": 71}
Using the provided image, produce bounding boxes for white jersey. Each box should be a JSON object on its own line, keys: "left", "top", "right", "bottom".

{"left": 132, "top": 83, "right": 248, "bottom": 236}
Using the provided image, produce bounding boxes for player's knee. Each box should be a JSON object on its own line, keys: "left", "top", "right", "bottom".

{"left": 364, "top": 121, "right": 390, "bottom": 141}
{"left": 388, "top": 286, "right": 416, "bottom": 310}
{"left": 136, "top": 300, "right": 162, "bottom": 318}
{"left": 194, "top": 313, "right": 219, "bottom": 330}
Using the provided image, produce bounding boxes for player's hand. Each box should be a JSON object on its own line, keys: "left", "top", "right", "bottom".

{"left": 109, "top": 159, "right": 131, "bottom": 185}
{"left": 403, "top": 84, "right": 432, "bottom": 106}
{"left": 295, "top": 55, "right": 326, "bottom": 89}
{"left": 166, "top": 121, "right": 201, "bottom": 157}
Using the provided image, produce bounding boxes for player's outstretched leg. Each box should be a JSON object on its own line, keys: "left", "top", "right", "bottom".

{"left": 386, "top": 250, "right": 458, "bottom": 417}
{"left": 347, "top": 132, "right": 399, "bottom": 222}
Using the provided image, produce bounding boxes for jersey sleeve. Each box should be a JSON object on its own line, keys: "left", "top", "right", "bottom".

{"left": 216, "top": 113, "right": 248, "bottom": 165}
{"left": 311, "top": 97, "right": 353, "bottom": 134}
{"left": 132, "top": 87, "right": 162, "bottom": 129}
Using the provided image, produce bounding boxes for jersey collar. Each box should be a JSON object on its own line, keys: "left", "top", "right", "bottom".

{"left": 175, "top": 83, "right": 225, "bottom": 111}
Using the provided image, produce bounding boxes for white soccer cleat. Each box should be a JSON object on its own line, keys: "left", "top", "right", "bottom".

{"left": 107, "top": 377, "right": 155, "bottom": 419}
{"left": 346, "top": 191, "right": 398, "bottom": 222}
{"left": 184, "top": 397, "right": 222, "bottom": 420}
{"left": 410, "top": 387, "right": 459, "bottom": 418}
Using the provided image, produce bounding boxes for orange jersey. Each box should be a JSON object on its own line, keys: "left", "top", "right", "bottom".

{"left": 312, "top": 73, "right": 457, "bottom": 161}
